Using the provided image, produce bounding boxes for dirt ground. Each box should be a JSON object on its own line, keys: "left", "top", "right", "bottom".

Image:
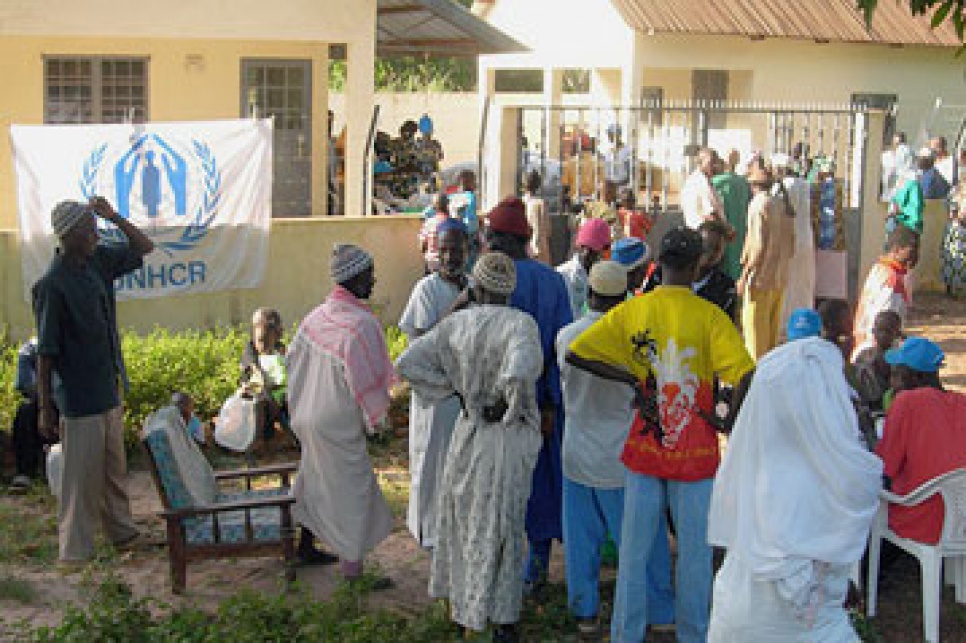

{"left": 2, "top": 292, "right": 966, "bottom": 641}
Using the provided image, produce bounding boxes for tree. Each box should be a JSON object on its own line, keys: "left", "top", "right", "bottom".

{"left": 857, "top": 0, "right": 966, "bottom": 40}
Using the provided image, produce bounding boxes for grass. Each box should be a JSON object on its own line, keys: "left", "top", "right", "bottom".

{"left": 0, "top": 576, "right": 38, "bottom": 605}
{"left": 0, "top": 483, "right": 57, "bottom": 566}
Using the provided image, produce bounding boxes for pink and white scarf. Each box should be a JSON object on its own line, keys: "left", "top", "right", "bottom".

{"left": 299, "top": 286, "right": 395, "bottom": 429}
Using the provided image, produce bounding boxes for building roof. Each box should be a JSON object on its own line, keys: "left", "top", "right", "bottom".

{"left": 377, "top": 0, "right": 527, "bottom": 56}
{"left": 610, "top": 0, "right": 963, "bottom": 47}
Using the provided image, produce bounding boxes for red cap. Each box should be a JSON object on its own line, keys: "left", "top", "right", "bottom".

{"left": 486, "top": 197, "right": 531, "bottom": 239}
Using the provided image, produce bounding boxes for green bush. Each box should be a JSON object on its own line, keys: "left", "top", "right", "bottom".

{"left": 0, "top": 342, "right": 20, "bottom": 436}
{"left": 120, "top": 326, "right": 247, "bottom": 448}
{"left": 0, "top": 326, "right": 407, "bottom": 452}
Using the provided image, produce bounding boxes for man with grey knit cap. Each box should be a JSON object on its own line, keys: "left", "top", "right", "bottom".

{"left": 287, "top": 244, "right": 394, "bottom": 587}
{"left": 32, "top": 196, "right": 154, "bottom": 564}
{"left": 396, "top": 252, "right": 544, "bottom": 641}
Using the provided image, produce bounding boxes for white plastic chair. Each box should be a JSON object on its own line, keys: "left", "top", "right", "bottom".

{"left": 867, "top": 468, "right": 966, "bottom": 643}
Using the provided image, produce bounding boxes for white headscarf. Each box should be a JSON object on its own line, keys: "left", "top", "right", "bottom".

{"left": 708, "top": 338, "right": 882, "bottom": 602}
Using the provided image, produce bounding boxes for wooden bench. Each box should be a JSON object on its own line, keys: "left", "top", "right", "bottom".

{"left": 143, "top": 429, "right": 299, "bottom": 594}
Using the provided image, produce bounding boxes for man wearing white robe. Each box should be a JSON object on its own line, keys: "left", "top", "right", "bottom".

{"left": 288, "top": 244, "right": 394, "bottom": 583}
{"left": 707, "top": 336, "right": 882, "bottom": 641}
{"left": 398, "top": 219, "right": 468, "bottom": 548}
{"left": 395, "top": 252, "right": 544, "bottom": 641}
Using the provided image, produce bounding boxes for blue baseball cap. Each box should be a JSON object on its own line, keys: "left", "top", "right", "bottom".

{"left": 885, "top": 336, "right": 945, "bottom": 373}
{"left": 612, "top": 237, "right": 649, "bottom": 269}
{"left": 419, "top": 114, "right": 433, "bottom": 135}
{"left": 787, "top": 308, "right": 822, "bottom": 341}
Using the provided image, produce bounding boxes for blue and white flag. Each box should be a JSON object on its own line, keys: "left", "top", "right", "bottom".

{"left": 11, "top": 119, "right": 272, "bottom": 300}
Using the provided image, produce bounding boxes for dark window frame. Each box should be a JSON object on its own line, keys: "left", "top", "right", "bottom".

{"left": 44, "top": 55, "right": 149, "bottom": 125}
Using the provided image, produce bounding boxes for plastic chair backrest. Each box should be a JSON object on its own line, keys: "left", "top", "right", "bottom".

{"left": 938, "top": 469, "right": 966, "bottom": 545}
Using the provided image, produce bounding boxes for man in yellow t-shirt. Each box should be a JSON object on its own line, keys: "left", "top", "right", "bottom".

{"left": 567, "top": 226, "right": 754, "bottom": 642}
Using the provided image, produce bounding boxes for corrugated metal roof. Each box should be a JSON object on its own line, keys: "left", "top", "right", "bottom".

{"left": 611, "top": 0, "right": 962, "bottom": 47}
{"left": 377, "top": 0, "right": 527, "bottom": 56}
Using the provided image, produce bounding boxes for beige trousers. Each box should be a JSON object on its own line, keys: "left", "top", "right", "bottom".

{"left": 59, "top": 406, "right": 138, "bottom": 561}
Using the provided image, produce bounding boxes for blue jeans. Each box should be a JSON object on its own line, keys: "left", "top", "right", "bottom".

{"left": 563, "top": 477, "right": 674, "bottom": 623}
{"left": 611, "top": 473, "right": 714, "bottom": 643}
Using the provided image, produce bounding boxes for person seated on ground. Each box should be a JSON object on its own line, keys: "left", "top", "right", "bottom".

{"left": 707, "top": 330, "right": 882, "bottom": 641}
{"left": 240, "top": 308, "right": 290, "bottom": 446}
{"left": 876, "top": 337, "right": 966, "bottom": 549}
{"left": 557, "top": 218, "right": 611, "bottom": 319}
{"left": 611, "top": 236, "right": 650, "bottom": 295}
{"left": 853, "top": 225, "right": 920, "bottom": 359}
{"left": 10, "top": 337, "right": 59, "bottom": 491}
{"left": 852, "top": 310, "right": 903, "bottom": 413}
{"left": 419, "top": 192, "right": 451, "bottom": 274}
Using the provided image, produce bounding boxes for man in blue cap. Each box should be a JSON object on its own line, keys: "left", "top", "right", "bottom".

{"left": 786, "top": 308, "right": 823, "bottom": 342}
{"left": 611, "top": 236, "right": 650, "bottom": 295}
{"left": 875, "top": 337, "right": 966, "bottom": 545}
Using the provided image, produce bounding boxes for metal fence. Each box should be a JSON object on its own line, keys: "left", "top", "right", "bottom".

{"left": 515, "top": 101, "right": 870, "bottom": 218}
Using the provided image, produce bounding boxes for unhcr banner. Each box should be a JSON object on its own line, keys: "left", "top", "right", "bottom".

{"left": 12, "top": 119, "right": 272, "bottom": 300}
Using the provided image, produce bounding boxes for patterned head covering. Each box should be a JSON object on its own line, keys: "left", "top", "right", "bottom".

{"left": 330, "top": 244, "right": 373, "bottom": 284}
{"left": 51, "top": 200, "right": 90, "bottom": 239}
{"left": 589, "top": 260, "right": 628, "bottom": 297}
{"left": 472, "top": 252, "right": 517, "bottom": 295}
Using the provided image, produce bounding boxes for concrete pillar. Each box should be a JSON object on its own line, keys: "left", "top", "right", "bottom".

{"left": 344, "top": 28, "right": 375, "bottom": 217}
{"left": 543, "top": 67, "right": 564, "bottom": 158}
{"left": 858, "top": 109, "right": 887, "bottom": 295}
{"left": 311, "top": 47, "right": 330, "bottom": 217}
{"left": 481, "top": 105, "right": 521, "bottom": 212}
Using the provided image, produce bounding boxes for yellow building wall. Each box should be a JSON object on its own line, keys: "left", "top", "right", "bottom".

{"left": 0, "top": 35, "right": 332, "bottom": 229}
{"left": 637, "top": 34, "right": 966, "bottom": 140}
{"left": 0, "top": 216, "right": 424, "bottom": 341}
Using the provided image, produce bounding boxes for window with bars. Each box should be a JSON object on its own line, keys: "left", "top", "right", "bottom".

{"left": 44, "top": 57, "right": 148, "bottom": 124}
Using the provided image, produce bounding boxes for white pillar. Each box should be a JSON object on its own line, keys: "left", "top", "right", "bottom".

{"left": 543, "top": 67, "right": 564, "bottom": 158}
{"left": 344, "top": 27, "right": 375, "bottom": 217}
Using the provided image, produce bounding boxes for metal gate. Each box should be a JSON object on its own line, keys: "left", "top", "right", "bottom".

{"left": 513, "top": 101, "right": 870, "bottom": 292}
{"left": 516, "top": 101, "right": 869, "bottom": 217}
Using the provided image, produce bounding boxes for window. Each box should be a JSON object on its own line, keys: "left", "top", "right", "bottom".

{"left": 852, "top": 93, "right": 898, "bottom": 145}
{"left": 494, "top": 69, "right": 543, "bottom": 93}
{"left": 44, "top": 57, "right": 148, "bottom": 124}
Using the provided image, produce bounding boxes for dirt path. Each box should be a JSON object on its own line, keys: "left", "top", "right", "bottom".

{"left": 2, "top": 292, "right": 966, "bottom": 640}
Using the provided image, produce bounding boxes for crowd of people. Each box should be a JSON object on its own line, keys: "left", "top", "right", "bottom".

{"left": 9, "top": 153, "right": 966, "bottom": 642}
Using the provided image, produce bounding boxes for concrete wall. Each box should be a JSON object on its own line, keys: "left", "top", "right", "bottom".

{"left": 637, "top": 34, "right": 966, "bottom": 145}
{"left": 0, "top": 216, "right": 424, "bottom": 341}
{"left": 329, "top": 92, "right": 480, "bottom": 167}
{"left": 0, "top": 35, "right": 335, "bottom": 229}
{"left": 0, "top": 0, "right": 378, "bottom": 223}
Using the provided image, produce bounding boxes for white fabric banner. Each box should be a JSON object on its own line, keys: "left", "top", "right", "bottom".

{"left": 11, "top": 119, "right": 273, "bottom": 300}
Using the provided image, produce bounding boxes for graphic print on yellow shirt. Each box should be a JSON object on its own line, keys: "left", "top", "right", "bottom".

{"left": 569, "top": 286, "right": 753, "bottom": 481}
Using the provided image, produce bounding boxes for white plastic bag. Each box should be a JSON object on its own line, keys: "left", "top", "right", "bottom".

{"left": 46, "top": 444, "right": 63, "bottom": 498}
{"left": 214, "top": 394, "right": 257, "bottom": 452}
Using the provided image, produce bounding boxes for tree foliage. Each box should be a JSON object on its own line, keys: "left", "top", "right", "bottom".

{"left": 857, "top": 0, "right": 966, "bottom": 40}
{"left": 329, "top": 56, "right": 477, "bottom": 93}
